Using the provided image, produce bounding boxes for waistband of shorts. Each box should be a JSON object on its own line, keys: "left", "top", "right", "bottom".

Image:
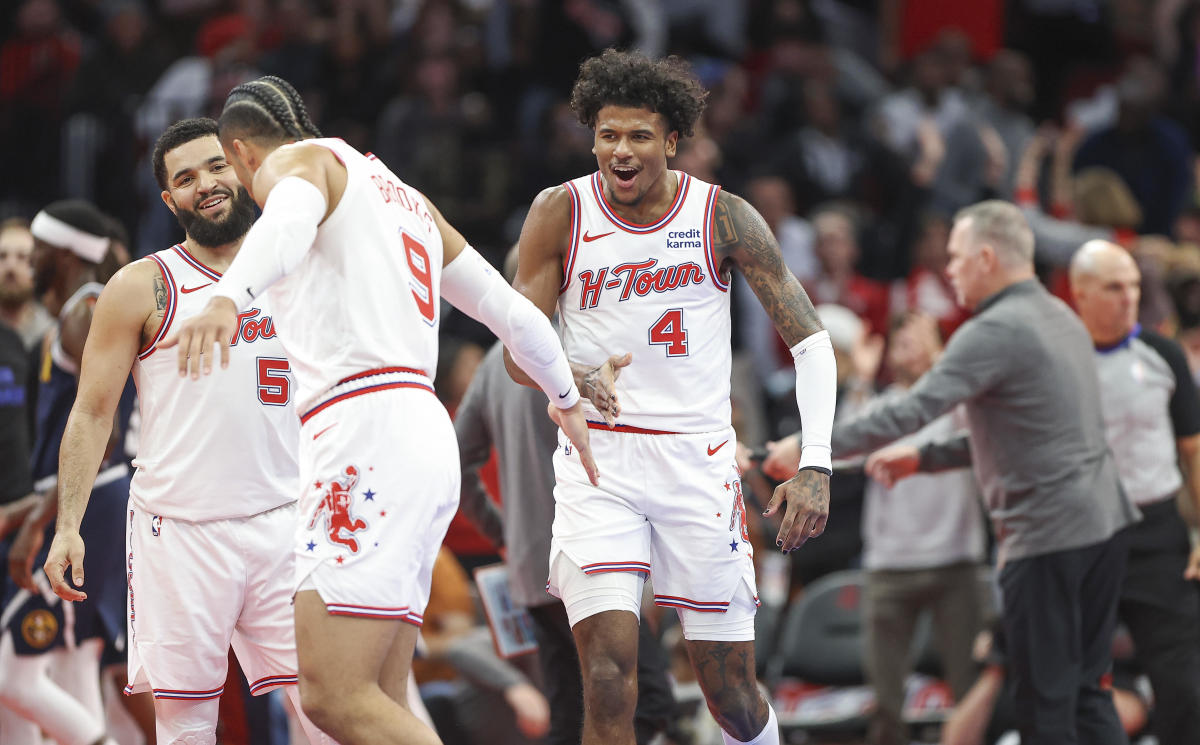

{"left": 301, "top": 367, "right": 435, "bottom": 424}
{"left": 586, "top": 421, "right": 680, "bottom": 435}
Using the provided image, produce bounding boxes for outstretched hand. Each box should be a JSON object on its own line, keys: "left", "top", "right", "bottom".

{"left": 579, "top": 353, "right": 632, "bottom": 427}
{"left": 864, "top": 444, "right": 921, "bottom": 488}
{"left": 159, "top": 296, "right": 239, "bottom": 379}
{"left": 42, "top": 530, "right": 87, "bottom": 601}
{"left": 763, "top": 469, "right": 830, "bottom": 552}
{"left": 548, "top": 401, "right": 600, "bottom": 486}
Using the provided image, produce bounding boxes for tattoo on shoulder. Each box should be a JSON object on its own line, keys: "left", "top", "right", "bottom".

{"left": 154, "top": 275, "right": 167, "bottom": 312}
{"left": 715, "top": 192, "right": 823, "bottom": 344}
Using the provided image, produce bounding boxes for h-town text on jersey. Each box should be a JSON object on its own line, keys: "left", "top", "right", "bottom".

{"left": 577, "top": 258, "right": 706, "bottom": 309}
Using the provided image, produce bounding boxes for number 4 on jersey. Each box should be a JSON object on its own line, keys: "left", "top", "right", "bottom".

{"left": 648, "top": 308, "right": 688, "bottom": 356}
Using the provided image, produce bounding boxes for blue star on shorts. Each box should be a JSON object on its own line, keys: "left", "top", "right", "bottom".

{"left": 364, "top": 489, "right": 376, "bottom": 501}
{"left": 306, "top": 541, "right": 316, "bottom": 552}
{"left": 729, "top": 540, "right": 739, "bottom": 552}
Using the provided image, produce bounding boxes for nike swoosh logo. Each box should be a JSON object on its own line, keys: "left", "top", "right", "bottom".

{"left": 707, "top": 440, "right": 728, "bottom": 456}
{"left": 180, "top": 283, "right": 212, "bottom": 293}
{"left": 312, "top": 423, "right": 337, "bottom": 441}
{"left": 559, "top": 389, "right": 572, "bottom": 399}
{"left": 582, "top": 231, "right": 614, "bottom": 243}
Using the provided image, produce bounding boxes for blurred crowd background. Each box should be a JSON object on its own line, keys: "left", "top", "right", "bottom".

{"left": 5, "top": 0, "right": 1200, "bottom": 743}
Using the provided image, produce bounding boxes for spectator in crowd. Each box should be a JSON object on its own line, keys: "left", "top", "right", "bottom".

{"left": 971, "top": 50, "right": 1036, "bottom": 198}
{"left": 0, "top": 219, "right": 54, "bottom": 349}
{"left": 850, "top": 312, "right": 987, "bottom": 745}
{"left": 805, "top": 206, "right": 890, "bottom": 335}
{"left": 1069, "top": 240, "right": 1200, "bottom": 745}
{"left": 1073, "top": 57, "right": 1193, "bottom": 236}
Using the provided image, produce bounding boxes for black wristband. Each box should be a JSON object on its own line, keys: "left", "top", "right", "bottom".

{"left": 798, "top": 465, "right": 832, "bottom": 477}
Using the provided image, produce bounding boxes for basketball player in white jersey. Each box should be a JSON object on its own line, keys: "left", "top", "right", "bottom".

{"left": 150, "top": 76, "right": 597, "bottom": 745}
{"left": 43, "top": 118, "right": 336, "bottom": 745}
{"left": 505, "top": 50, "right": 838, "bottom": 745}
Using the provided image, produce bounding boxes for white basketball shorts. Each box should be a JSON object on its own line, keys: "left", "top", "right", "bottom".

{"left": 295, "top": 380, "right": 459, "bottom": 625}
{"left": 125, "top": 501, "right": 299, "bottom": 700}
{"left": 548, "top": 424, "right": 760, "bottom": 640}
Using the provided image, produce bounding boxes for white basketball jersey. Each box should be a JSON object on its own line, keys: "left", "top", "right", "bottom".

{"left": 266, "top": 138, "right": 444, "bottom": 415}
{"left": 131, "top": 245, "right": 299, "bottom": 521}
{"left": 558, "top": 171, "right": 731, "bottom": 433}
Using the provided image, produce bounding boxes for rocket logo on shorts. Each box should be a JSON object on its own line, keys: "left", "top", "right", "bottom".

{"left": 728, "top": 480, "right": 750, "bottom": 543}
{"left": 308, "top": 465, "right": 370, "bottom": 554}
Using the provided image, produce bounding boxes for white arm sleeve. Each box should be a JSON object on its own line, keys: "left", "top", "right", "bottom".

{"left": 791, "top": 330, "right": 837, "bottom": 474}
{"left": 212, "top": 176, "right": 327, "bottom": 310}
{"left": 441, "top": 245, "right": 580, "bottom": 408}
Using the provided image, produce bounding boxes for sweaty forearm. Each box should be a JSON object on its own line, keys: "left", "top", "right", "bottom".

{"left": 55, "top": 409, "right": 113, "bottom": 533}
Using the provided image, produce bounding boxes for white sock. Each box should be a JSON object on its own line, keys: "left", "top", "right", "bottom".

{"left": 721, "top": 702, "right": 779, "bottom": 745}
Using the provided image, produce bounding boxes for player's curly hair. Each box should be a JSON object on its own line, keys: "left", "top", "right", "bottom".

{"left": 570, "top": 49, "right": 708, "bottom": 138}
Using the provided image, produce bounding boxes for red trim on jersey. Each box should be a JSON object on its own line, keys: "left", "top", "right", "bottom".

{"left": 248, "top": 675, "right": 298, "bottom": 694}
{"left": 364, "top": 152, "right": 379, "bottom": 161}
{"left": 581, "top": 560, "right": 651, "bottom": 575}
{"left": 300, "top": 381, "right": 436, "bottom": 424}
{"left": 137, "top": 254, "right": 177, "bottom": 360}
{"left": 560, "top": 180, "right": 582, "bottom": 294}
{"left": 590, "top": 171, "right": 690, "bottom": 234}
{"left": 653, "top": 593, "right": 730, "bottom": 612}
{"left": 337, "top": 366, "right": 429, "bottom": 386}
{"left": 586, "top": 421, "right": 679, "bottom": 435}
{"left": 703, "top": 185, "right": 729, "bottom": 292}
{"left": 172, "top": 244, "right": 222, "bottom": 281}
{"left": 150, "top": 685, "right": 225, "bottom": 700}
{"left": 326, "top": 603, "right": 424, "bottom": 625}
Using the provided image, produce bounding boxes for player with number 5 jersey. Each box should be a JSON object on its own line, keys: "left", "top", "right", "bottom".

{"left": 159, "top": 75, "right": 598, "bottom": 745}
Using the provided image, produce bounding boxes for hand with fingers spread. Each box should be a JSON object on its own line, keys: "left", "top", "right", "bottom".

{"left": 41, "top": 530, "right": 88, "bottom": 601}
{"left": 577, "top": 352, "right": 632, "bottom": 427}
{"left": 763, "top": 469, "right": 829, "bottom": 552}
{"left": 864, "top": 444, "right": 921, "bottom": 488}
{"left": 159, "top": 296, "right": 239, "bottom": 379}
{"left": 548, "top": 401, "right": 601, "bottom": 486}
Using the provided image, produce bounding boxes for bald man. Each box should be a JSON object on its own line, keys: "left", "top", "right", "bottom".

{"left": 1070, "top": 240, "right": 1200, "bottom": 745}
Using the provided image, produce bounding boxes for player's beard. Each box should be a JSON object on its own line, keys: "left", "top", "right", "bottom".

{"left": 175, "top": 186, "right": 256, "bottom": 248}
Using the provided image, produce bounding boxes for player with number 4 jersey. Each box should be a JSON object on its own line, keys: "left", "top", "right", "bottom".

{"left": 43, "top": 119, "right": 335, "bottom": 745}
{"left": 505, "top": 50, "right": 838, "bottom": 745}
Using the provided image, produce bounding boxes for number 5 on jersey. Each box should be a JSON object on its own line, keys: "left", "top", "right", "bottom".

{"left": 649, "top": 308, "right": 688, "bottom": 357}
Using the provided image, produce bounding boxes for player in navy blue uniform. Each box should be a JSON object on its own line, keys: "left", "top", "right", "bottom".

{"left": 0, "top": 200, "right": 128, "bottom": 745}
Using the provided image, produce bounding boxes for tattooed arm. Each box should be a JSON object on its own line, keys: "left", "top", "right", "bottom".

{"left": 44, "top": 259, "right": 157, "bottom": 601}
{"left": 716, "top": 191, "right": 836, "bottom": 552}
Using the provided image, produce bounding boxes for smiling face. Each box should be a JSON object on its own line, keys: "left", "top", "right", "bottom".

{"left": 592, "top": 105, "right": 678, "bottom": 207}
{"left": 161, "top": 135, "right": 255, "bottom": 248}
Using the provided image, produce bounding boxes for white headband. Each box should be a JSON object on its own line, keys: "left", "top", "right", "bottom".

{"left": 30, "top": 211, "right": 110, "bottom": 264}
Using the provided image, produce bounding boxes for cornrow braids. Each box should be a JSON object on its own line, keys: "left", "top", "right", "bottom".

{"left": 259, "top": 75, "right": 322, "bottom": 138}
{"left": 219, "top": 76, "right": 322, "bottom": 143}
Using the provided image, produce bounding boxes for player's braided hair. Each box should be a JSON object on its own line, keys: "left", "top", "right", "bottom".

{"left": 570, "top": 49, "right": 708, "bottom": 138}
{"left": 219, "top": 75, "right": 321, "bottom": 144}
